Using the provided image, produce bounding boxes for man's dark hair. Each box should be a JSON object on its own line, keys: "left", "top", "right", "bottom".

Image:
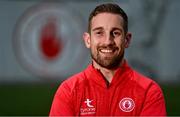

{"left": 88, "top": 3, "right": 128, "bottom": 33}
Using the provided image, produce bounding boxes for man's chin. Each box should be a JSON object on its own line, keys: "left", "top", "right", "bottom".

{"left": 91, "top": 51, "right": 124, "bottom": 69}
{"left": 97, "top": 59, "right": 121, "bottom": 69}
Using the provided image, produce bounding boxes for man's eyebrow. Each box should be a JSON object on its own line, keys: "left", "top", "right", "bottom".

{"left": 92, "top": 27, "right": 122, "bottom": 32}
{"left": 111, "top": 27, "right": 122, "bottom": 31}
{"left": 92, "top": 27, "right": 103, "bottom": 31}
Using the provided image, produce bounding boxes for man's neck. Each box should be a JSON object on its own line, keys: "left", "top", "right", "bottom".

{"left": 92, "top": 59, "right": 124, "bottom": 83}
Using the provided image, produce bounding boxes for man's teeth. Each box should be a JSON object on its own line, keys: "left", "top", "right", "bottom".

{"left": 100, "top": 49, "right": 113, "bottom": 53}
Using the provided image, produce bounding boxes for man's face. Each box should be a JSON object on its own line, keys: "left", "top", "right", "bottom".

{"left": 84, "top": 13, "right": 131, "bottom": 69}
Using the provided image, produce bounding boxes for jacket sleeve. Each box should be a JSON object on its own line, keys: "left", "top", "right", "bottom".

{"left": 140, "top": 82, "right": 167, "bottom": 116}
{"left": 49, "top": 82, "right": 74, "bottom": 116}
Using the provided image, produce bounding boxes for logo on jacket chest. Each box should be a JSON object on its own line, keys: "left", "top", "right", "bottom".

{"left": 80, "top": 98, "right": 96, "bottom": 115}
{"left": 119, "top": 97, "right": 135, "bottom": 112}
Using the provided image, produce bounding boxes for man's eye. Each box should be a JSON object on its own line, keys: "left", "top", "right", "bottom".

{"left": 96, "top": 31, "right": 102, "bottom": 34}
{"left": 95, "top": 31, "right": 103, "bottom": 35}
{"left": 113, "top": 31, "right": 121, "bottom": 37}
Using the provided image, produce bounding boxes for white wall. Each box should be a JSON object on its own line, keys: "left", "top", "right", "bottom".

{"left": 0, "top": 0, "right": 179, "bottom": 83}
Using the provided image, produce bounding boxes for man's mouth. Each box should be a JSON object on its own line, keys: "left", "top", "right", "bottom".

{"left": 100, "top": 49, "right": 114, "bottom": 53}
{"left": 98, "top": 46, "right": 119, "bottom": 55}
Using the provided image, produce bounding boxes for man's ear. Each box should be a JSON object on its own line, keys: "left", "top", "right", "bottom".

{"left": 124, "top": 32, "right": 132, "bottom": 48}
{"left": 83, "top": 32, "right": 91, "bottom": 48}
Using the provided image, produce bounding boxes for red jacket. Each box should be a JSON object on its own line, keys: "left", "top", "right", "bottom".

{"left": 49, "top": 61, "right": 166, "bottom": 116}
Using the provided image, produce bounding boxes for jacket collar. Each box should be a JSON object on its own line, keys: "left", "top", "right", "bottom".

{"left": 84, "top": 60, "right": 132, "bottom": 88}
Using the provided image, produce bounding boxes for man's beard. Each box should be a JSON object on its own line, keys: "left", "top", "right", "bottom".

{"left": 91, "top": 48, "right": 124, "bottom": 69}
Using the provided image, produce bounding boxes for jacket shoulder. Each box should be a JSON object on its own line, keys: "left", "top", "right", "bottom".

{"left": 131, "top": 70, "right": 162, "bottom": 92}
{"left": 131, "top": 71, "right": 166, "bottom": 115}
{"left": 56, "top": 71, "right": 86, "bottom": 94}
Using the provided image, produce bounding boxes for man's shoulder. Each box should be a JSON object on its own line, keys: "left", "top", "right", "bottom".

{"left": 131, "top": 69, "right": 162, "bottom": 92}
{"left": 65, "top": 71, "right": 86, "bottom": 86}
{"left": 58, "top": 70, "right": 87, "bottom": 92}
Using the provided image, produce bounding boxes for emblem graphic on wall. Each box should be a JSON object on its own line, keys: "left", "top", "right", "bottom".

{"left": 13, "top": 3, "right": 88, "bottom": 80}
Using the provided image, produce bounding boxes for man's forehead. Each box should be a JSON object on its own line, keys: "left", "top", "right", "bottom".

{"left": 91, "top": 13, "right": 124, "bottom": 27}
{"left": 91, "top": 12, "right": 123, "bottom": 21}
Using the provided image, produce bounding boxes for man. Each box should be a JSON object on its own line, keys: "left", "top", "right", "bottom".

{"left": 49, "top": 3, "right": 166, "bottom": 116}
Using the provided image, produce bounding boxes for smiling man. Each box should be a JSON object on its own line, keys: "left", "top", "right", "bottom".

{"left": 49, "top": 3, "right": 166, "bottom": 116}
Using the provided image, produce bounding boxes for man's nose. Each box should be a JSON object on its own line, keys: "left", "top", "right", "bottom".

{"left": 104, "top": 33, "right": 115, "bottom": 45}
